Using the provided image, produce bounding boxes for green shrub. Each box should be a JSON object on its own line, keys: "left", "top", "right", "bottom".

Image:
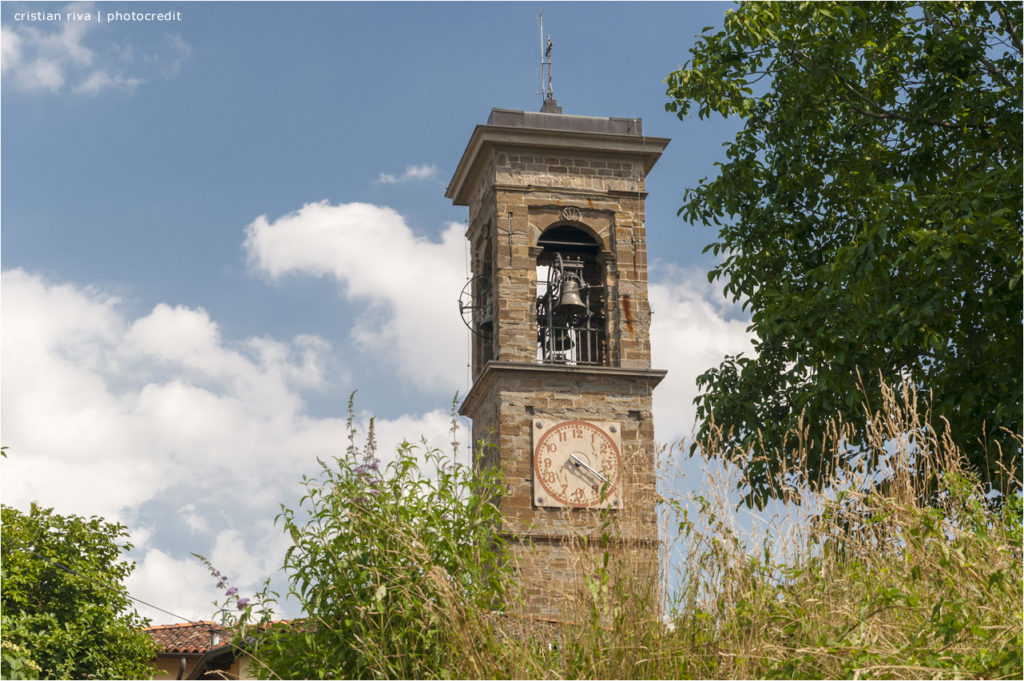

{"left": 205, "top": 401, "right": 514, "bottom": 679}
{"left": 0, "top": 502, "right": 156, "bottom": 680}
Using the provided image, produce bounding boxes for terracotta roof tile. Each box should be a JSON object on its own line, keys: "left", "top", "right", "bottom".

{"left": 145, "top": 621, "right": 226, "bottom": 654}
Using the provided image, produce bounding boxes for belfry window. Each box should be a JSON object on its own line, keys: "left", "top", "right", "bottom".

{"left": 535, "top": 225, "right": 606, "bottom": 365}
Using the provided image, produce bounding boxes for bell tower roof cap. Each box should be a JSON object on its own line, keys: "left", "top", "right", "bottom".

{"left": 487, "top": 107, "right": 645, "bottom": 135}
{"left": 446, "top": 107, "right": 670, "bottom": 206}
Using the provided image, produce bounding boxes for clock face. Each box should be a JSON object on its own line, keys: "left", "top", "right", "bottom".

{"left": 532, "top": 419, "right": 622, "bottom": 509}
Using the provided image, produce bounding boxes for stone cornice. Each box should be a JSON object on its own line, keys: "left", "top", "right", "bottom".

{"left": 459, "top": 361, "right": 667, "bottom": 417}
{"left": 491, "top": 183, "right": 651, "bottom": 200}
{"left": 447, "top": 123, "right": 670, "bottom": 206}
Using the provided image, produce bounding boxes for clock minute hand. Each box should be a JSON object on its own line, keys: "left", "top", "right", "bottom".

{"left": 568, "top": 453, "right": 609, "bottom": 485}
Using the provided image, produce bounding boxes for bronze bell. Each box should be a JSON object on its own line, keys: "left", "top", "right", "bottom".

{"left": 554, "top": 278, "right": 587, "bottom": 316}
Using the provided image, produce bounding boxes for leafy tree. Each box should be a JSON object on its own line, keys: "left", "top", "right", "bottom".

{"left": 206, "top": 407, "right": 513, "bottom": 679}
{"left": 666, "top": 1, "right": 1022, "bottom": 504}
{"left": 0, "top": 502, "right": 156, "bottom": 679}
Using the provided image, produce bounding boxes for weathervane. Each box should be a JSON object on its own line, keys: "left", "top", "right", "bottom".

{"left": 539, "top": 11, "right": 554, "bottom": 104}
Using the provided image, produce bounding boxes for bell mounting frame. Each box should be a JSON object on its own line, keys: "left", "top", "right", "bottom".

{"left": 458, "top": 274, "right": 494, "bottom": 339}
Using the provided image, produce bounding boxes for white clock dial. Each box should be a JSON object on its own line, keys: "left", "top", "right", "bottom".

{"left": 532, "top": 419, "right": 622, "bottom": 509}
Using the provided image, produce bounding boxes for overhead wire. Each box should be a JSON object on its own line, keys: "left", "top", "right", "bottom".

{"left": 5, "top": 538, "right": 217, "bottom": 629}
{"left": 7, "top": 538, "right": 289, "bottom": 681}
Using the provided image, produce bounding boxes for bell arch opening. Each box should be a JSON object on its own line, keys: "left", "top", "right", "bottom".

{"left": 475, "top": 237, "right": 495, "bottom": 365}
{"left": 535, "top": 224, "right": 608, "bottom": 365}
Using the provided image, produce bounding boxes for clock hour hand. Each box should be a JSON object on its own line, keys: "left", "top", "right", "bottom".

{"left": 568, "top": 453, "right": 609, "bottom": 485}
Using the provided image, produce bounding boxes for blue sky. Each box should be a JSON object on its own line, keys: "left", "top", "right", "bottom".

{"left": 2, "top": 1, "right": 752, "bottom": 623}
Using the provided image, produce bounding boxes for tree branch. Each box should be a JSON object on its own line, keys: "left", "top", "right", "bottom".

{"left": 997, "top": 5, "right": 1023, "bottom": 54}
{"left": 783, "top": 46, "right": 991, "bottom": 131}
{"left": 978, "top": 55, "right": 1014, "bottom": 89}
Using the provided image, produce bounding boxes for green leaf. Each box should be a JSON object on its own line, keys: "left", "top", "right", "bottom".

{"left": 666, "top": 0, "right": 1022, "bottom": 502}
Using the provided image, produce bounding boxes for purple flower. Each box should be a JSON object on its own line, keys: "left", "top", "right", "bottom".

{"left": 355, "top": 458, "right": 380, "bottom": 477}
{"left": 237, "top": 598, "right": 250, "bottom": 610}
{"left": 225, "top": 587, "right": 238, "bottom": 597}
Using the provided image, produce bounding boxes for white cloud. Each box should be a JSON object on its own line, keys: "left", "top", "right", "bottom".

{"left": 243, "top": 200, "right": 466, "bottom": 392}
{"left": 0, "top": 268, "right": 474, "bottom": 622}
{"left": 377, "top": 164, "right": 439, "bottom": 184}
{"left": 24, "top": 58, "right": 65, "bottom": 91}
{"left": 649, "top": 264, "right": 753, "bottom": 446}
{"left": 178, "top": 503, "right": 208, "bottom": 534}
{"left": 126, "top": 549, "right": 225, "bottom": 623}
{"left": 0, "top": 241, "right": 749, "bottom": 625}
{"left": 1, "top": 3, "right": 190, "bottom": 96}
{"left": 72, "top": 68, "right": 142, "bottom": 96}
{"left": 41, "top": 9, "right": 94, "bottom": 66}
{"left": 209, "top": 519, "right": 296, "bottom": 591}
{"left": 1, "top": 26, "right": 24, "bottom": 72}
{"left": 0, "top": 269, "right": 340, "bottom": 515}
{"left": 157, "top": 33, "right": 191, "bottom": 78}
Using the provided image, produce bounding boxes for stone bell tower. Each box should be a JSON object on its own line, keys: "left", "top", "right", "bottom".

{"left": 447, "top": 104, "right": 669, "bottom": 619}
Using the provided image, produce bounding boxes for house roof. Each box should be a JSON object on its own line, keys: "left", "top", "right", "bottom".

{"left": 145, "top": 621, "right": 226, "bottom": 655}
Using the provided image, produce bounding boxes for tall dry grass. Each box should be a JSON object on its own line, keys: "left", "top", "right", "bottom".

{"left": 657, "top": 381, "right": 1022, "bottom": 679}
{"left": 233, "top": 384, "right": 1021, "bottom": 679}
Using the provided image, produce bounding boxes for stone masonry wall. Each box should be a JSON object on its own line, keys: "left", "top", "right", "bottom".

{"left": 507, "top": 535, "right": 659, "bottom": 621}
{"left": 456, "top": 122, "right": 667, "bottom": 621}
{"left": 464, "top": 147, "right": 654, "bottom": 374}
{"left": 464, "top": 364, "right": 663, "bottom": 620}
